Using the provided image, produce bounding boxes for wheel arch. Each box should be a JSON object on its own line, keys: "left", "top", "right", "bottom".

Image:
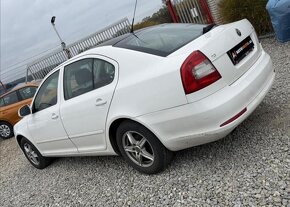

{"left": 108, "top": 118, "right": 130, "bottom": 155}
{"left": 0, "top": 119, "right": 12, "bottom": 126}
{"left": 108, "top": 117, "right": 166, "bottom": 155}
{"left": 15, "top": 134, "right": 44, "bottom": 157}
{"left": 16, "top": 134, "right": 24, "bottom": 147}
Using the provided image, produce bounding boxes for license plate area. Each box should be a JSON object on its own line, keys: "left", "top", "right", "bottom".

{"left": 227, "top": 36, "right": 254, "bottom": 65}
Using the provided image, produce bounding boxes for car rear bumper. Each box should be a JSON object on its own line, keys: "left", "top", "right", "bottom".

{"left": 137, "top": 50, "right": 275, "bottom": 151}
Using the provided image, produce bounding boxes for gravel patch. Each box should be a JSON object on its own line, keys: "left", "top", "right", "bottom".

{"left": 0, "top": 37, "right": 289, "bottom": 207}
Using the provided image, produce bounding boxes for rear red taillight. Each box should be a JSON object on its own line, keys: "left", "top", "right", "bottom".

{"left": 180, "top": 51, "right": 221, "bottom": 94}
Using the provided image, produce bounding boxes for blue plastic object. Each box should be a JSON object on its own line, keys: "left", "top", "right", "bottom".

{"left": 266, "top": 0, "right": 290, "bottom": 43}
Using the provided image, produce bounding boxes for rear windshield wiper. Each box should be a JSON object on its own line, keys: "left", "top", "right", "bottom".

{"left": 203, "top": 24, "right": 217, "bottom": 34}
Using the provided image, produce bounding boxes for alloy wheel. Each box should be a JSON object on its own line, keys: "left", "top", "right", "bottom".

{"left": 122, "top": 131, "right": 154, "bottom": 167}
{"left": 0, "top": 124, "right": 11, "bottom": 138}
{"left": 23, "top": 143, "right": 40, "bottom": 165}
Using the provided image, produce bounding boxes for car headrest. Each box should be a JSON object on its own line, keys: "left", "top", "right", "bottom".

{"left": 75, "top": 69, "right": 91, "bottom": 86}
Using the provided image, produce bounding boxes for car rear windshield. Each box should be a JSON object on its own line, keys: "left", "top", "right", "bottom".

{"left": 114, "top": 24, "right": 205, "bottom": 57}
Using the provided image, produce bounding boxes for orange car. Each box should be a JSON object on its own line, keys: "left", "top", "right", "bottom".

{"left": 0, "top": 83, "right": 38, "bottom": 139}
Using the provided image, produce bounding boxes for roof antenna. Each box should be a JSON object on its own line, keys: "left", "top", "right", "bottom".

{"left": 130, "top": 0, "right": 138, "bottom": 33}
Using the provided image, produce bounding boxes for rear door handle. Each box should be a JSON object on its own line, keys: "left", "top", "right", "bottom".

{"left": 51, "top": 113, "right": 59, "bottom": 119}
{"left": 95, "top": 98, "right": 107, "bottom": 106}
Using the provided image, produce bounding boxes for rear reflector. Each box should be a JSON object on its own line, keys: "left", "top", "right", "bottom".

{"left": 220, "top": 108, "right": 247, "bottom": 127}
{"left": 180, "top": 51, "right": 221, "bottom": 94}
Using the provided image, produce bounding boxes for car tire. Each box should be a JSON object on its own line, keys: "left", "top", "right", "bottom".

{"left": 0, "top": 121, "right": 14, "bottom": 139}
{"left": 116, "top": 121, "right": 173, "bottom": 174}
{"left": 20, "top": 138, "right": 52, "bottom": 169}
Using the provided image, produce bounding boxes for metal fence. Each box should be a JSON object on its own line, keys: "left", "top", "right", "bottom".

{"left": 172, "top": 0, "right": 214, "bottom": 24}
{"left": 27, "top": 18, "right": 130, "bottom": 81}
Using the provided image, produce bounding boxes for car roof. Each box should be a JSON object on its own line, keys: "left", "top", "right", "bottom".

{"left": 45, "top": 23, "right": 206, "bottom": 77}
{"left": 97, "top": 24, "right": 161, "bottom": 47}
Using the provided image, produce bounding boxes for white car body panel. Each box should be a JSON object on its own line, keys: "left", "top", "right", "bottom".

{"left": 59, "top": 54, "right": 119, "bottom": 153}
{"left": 94, "top": 47, "right": 188, "bottom": 117}
{"left": 25, "top": 70, "right": 78, "bottom": 155}
{"left": 14, "top": 19, "right": 274, "bottom": 158}
{"left": 137, "top": 51, "right": 274, "bottom": 150}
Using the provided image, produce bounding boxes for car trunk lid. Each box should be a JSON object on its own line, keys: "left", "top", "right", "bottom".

{"left": 197, "top": 19, "right": 262, "bottom": 85}
{"left": 169, "top": 19, "right": 262, "bottom": 103}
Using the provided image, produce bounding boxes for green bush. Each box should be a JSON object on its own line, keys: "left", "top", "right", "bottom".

{"left": 134, "top": 21, "right": 160, "bottom": 31}
{"left": 218, "top": 0, "right": 273, "bottom": 35}
{"left": 133, "top": 6, "right": 173, "bottom": 30}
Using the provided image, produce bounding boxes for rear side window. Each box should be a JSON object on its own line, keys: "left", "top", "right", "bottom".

{"left": 18, "top": 86, "right": 37, "bottom": 100}
{"left": 115, "top": 24, "right": 205, "bottom": 56}
{"left": 3, "top": 92, "right": 19, "bottom": 106}
{"left": 64, "top": 58, "right": 115, "bottom": 100}
{"left": 93, "top": 59, "right": 115, "bottom": 89}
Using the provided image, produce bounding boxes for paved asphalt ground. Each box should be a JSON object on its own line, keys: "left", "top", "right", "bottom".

{"left": 0, "top": 37, "right": 289, "bottom": 207}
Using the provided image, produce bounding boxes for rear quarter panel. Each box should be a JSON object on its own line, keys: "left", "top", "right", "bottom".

{"left": 105, "top": 48, "right": 188, "bottom": 122}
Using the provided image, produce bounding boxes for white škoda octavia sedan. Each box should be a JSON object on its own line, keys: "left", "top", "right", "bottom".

{"left": 15, "top": 19, "right": 275, "bottom": 174}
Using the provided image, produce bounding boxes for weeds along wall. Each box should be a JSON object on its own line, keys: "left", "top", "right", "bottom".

{"left": 218, "top": 0, "right": 273, "bottom": 36}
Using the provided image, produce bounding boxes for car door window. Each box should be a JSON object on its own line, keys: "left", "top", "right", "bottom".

{"left": 3, "top": 92, "right": 19, "bottom": 106}
{"left": 18, "top": 86, "right": 37, "bottom": 100}
{"left": 64, "top": 59, "right": 93, "bottom": 100}
{"left": 33, "top": 71, "right": 59, "bottom": 112}
{"left": 64, "top": 58, "right": 115, "bottom": 101}
{"left": 93, "top": 59, "right": 115, "bottom": 89}
{"left": 0, "top": 98, "right": 5, "bottom": 107}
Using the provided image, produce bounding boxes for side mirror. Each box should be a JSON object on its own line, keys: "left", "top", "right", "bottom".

{"left": 18, "top": 105, "right": 31, "bottom": 117}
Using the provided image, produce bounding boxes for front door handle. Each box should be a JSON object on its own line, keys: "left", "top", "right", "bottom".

{"left": 51, "top": 113, "right": 59, "bottom": 120}
{"left": 95, "top": 98, "right": 107, "bottom": 106}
